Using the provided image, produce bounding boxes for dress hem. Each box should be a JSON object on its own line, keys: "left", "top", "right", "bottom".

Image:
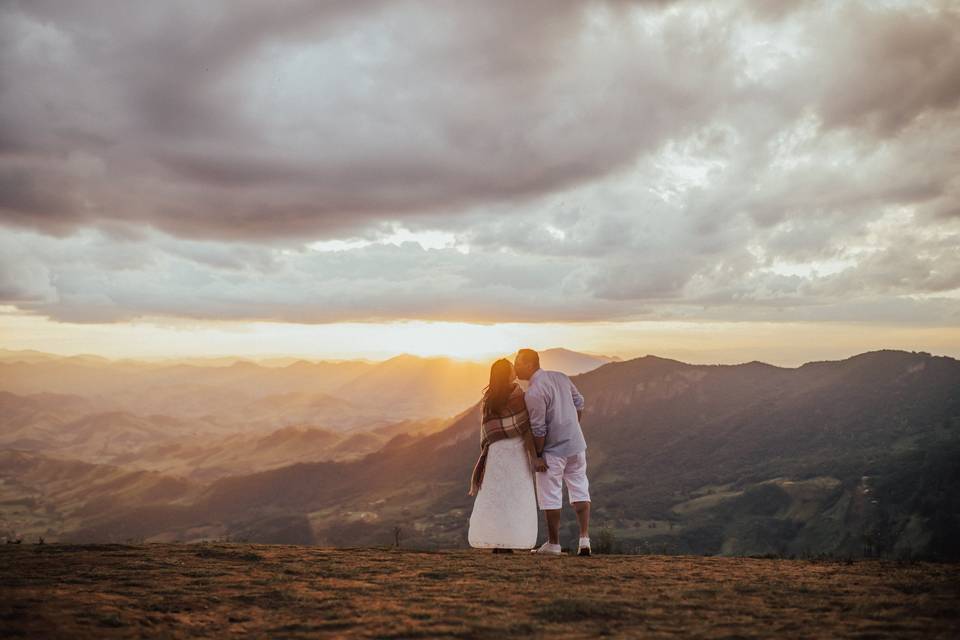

{"left": 469, "top": 542, "right": 536, "bottom": 549}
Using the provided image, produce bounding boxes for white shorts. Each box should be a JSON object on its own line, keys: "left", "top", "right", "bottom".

{"left": 535, "top": 451, "right": 590, "bottom": 510}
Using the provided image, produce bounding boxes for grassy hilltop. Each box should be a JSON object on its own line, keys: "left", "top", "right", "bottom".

{"left": 2, "top": 543, "right": 958, "bottom": 638}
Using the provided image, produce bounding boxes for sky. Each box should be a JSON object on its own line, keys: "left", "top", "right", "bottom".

{"left": 1, "top": 0, "right": 958, "bottom": 365}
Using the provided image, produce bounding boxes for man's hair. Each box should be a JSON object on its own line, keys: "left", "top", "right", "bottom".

{"left": 516, "top": 348, "right": 540, "bottom": 369}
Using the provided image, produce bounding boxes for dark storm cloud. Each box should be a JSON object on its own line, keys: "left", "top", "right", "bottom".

{"left": 0, "top": 0, "right": 723, "bottom": 240}
{"left": 814, "top": 3, "right": 960, "bottom": 136}
{"left": 0, "top": 0, "right": 958, "bottom": 326}
{"left": 0, "top": 168, "right": 74, "bottom": 222}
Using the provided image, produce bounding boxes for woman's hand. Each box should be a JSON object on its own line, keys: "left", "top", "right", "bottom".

{"left": 533, "top": 457, "right": 548, "bottom": 473}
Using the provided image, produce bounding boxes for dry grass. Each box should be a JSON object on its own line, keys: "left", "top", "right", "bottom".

{"left": 1, "top": 544, "right": 958, "bottom": 638}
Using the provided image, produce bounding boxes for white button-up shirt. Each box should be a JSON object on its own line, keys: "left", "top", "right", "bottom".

{"left": 525, "top": 368, "right": 586, "bottom": 458}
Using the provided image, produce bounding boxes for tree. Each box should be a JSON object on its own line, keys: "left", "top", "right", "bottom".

{"left": 595, "top": 527, "right": 618, "bottom": 554}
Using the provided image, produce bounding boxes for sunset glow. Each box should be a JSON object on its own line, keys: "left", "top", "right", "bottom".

{"left": 2, "top": 306, "right": 958, "bottom": 366}
{"left": 1, "top": 1, "right": 958, "bottom": 365}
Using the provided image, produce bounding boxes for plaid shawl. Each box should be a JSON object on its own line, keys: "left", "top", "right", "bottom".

{"left": 468, "top": 383, "right": 531, "bottom": 496}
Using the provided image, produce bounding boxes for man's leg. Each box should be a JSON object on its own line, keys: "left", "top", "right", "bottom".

{"left": 545, "top": 509, "right": 562, "bottom": 545}
{"left": 564, "top": 452, "right": 592, "bottom": 550}
{"left": 572, "top": 501, "right": 590, "bottom": 538}
{"left": 534, "top": 453, "right": 565, "bottom": 554}
{"left": 572, "top": 501, "right": 590, "bottom": 539}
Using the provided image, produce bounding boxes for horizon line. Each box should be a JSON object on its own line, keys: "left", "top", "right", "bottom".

{"left": 0, "top": 346, "right": 949, "bottom": 370}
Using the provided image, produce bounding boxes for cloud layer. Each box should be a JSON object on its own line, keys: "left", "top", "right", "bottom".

{"left": 1, "top": 0, "right": 958, "bottom": 325}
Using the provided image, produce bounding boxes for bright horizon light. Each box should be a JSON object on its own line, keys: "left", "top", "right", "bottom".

{"left": 1, "top": 307, "right": 958, "bottom": 367}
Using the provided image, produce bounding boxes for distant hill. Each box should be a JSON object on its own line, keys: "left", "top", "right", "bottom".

{"left": 0, "top": 349, "right": 70, "bottom": 364}
{"left": 526, "top": 348, "right": 619, "bottom": 376}
{"left": 335, "top": 350, "right": 617, "bottom": 418}
{"left": 0, "top": 357, "right": 377, "bottom": 418}
{"left": 0, "top": 349, "right": 613, "bottom": 422}
{"left": 336, "top": 355, "right": 489, "bottom": 418}
{"left": 0, "top": 388, "right": 451, "bottom": 480}
{"left": 0, "top": 449, "right": 205, "bottom": 543}
{"left": 106, "top": 417, "right": 453, "bottom": 483}
{"left": 0, "top": 391, "right": 228, "bottom": 463}
{"left": 13, "top": 349, "right": 957, "bottom": 559}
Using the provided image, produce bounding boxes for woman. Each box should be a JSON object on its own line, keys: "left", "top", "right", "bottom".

{"left": 467, "top": 358, "right": 541, "bottom": 552}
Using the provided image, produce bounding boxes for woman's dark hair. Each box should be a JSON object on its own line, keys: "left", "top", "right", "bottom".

{"left": 482, "top": 358, "right": 515, "bottom": 420}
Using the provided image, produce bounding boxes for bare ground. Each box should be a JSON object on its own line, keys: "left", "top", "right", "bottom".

{"left": 1, "top": 544, "right": 958, "bottom": 639}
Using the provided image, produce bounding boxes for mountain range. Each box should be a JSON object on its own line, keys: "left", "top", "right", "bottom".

{"left": 0, "top": 347, "right": 615, "bottom": 421}
{"left": 2, "top": 348, "right": 957, "bottom": 559}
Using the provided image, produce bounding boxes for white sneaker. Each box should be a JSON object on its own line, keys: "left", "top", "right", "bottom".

{"left": 578, "top": 537, "right": 592, "bottom": 556}
{"left": 531, "top": 541, "right": 562, "bottom": 555}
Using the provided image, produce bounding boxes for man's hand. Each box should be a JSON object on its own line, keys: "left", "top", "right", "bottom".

{"left": 533, "top": 457, "right": 548, "bottom": 473}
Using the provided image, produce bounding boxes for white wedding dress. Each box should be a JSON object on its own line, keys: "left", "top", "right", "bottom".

{"left": 468, "top": 436, "right": 538, "bottom": 549}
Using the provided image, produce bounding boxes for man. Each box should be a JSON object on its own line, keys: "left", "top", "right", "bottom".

{"left": 514, "top": 348, "right": 591, "bottom": 556}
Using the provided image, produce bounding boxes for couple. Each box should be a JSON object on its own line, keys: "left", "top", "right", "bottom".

{"left": 467, "top": 348, "right": 591, "bottom": 556}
